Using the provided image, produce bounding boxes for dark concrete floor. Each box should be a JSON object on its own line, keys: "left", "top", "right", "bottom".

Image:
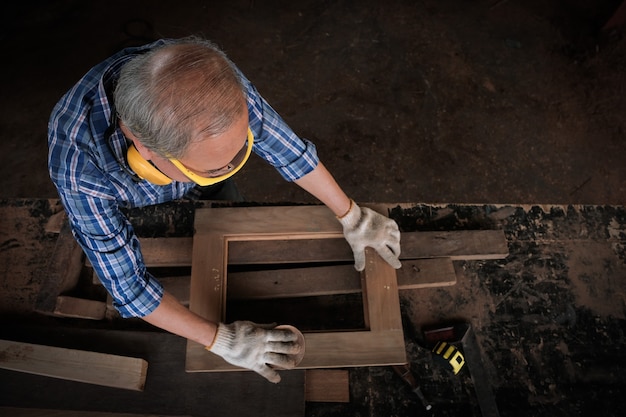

{"left": 0, "top": 0, "right": 625, "bottom": 205}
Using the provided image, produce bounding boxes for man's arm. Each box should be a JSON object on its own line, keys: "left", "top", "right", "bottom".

{"left": 293, "top": 162, "right": 352, "bottom": 217}
{"left": 143, "top": 292, "right": 299, "bottom": 383}
{"left": 142, "top": 291, "right": 218, "bottom": 346}
{"left": 54, "top": 187, "right": 299, "bottom": 383}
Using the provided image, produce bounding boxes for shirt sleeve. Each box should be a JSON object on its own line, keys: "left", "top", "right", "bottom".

{"left": 243, "top": 79, "right": 319, "bottom": 181}
{"left": 57, "top": 186, "right": 164, "bottom": 318}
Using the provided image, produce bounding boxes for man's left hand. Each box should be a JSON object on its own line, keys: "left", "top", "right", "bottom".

{"left": 338, "top": 200, "right": 402, "bottom": 271}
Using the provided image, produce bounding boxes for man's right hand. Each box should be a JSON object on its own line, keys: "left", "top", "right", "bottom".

{"left": 207, "top": 321, "right": 303, "bottom": 383}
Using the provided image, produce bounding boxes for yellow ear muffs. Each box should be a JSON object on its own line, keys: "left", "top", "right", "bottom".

{"left": 126, "top": 143, "right": 173, "bottom": 186}
{"left": 125, "top": 128, "right": 254, "bottom": 186}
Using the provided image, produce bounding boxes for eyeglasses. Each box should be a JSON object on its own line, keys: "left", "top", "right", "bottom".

{"left": 168, "top": 127, "right": 254, "bottom": 186}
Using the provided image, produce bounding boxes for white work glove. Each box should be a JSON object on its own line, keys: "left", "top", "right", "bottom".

{"left": 207, "top": 321, "right": 302, "bottom": 383}
{"left": 338, "top": 200, "right": 402, "bottom": 271}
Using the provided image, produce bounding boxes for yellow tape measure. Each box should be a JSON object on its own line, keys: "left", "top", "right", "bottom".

{"left": 432, "top": 341, "right": 466, "bottom": 375}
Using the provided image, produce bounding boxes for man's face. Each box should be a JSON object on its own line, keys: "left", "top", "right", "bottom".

{"left": 121, "top": 105, "right": 250, "bottom": 184}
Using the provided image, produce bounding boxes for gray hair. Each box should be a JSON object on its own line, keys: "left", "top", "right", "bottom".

{"left": 114, "top": 37, "right": 246, "bottom": 158}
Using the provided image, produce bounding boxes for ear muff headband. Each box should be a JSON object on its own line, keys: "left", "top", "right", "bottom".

{"left": 126, "top": 128, "right": 254, "bottom": 187}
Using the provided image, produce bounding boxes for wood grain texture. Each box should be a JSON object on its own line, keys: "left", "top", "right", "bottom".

{"left": 226, "top": 257, "right": 456, "bottom": 298}
{"left": 189, "top": 233, "right": 224, "bottom": 324}
{"left": 132, "top": 229, "right": 507, "bottom": 267}
{"left": 362, "top": 248, "right": 403, "bottom": 332}
{"left": 112, "top": 257, "right": 455, "bottom": 311}
{"left": 305, "top": 369, "right": 350, "bottom": 403}
{"left": 187, "top": 329, "right": 406, "bottom": 372}
{"left": 138, "top": 238, "right": 192, "bottom": 267}
{"left": 0, "top": 340, "right": 147, "bottom": 391}
{"left": 53, "top": 296, "right": 106, "bottom": 320}
{"left": 397, "top": 257, "right": 457, "bottom": 289}
{"left": 400, "top": 229, "right": 509, "bottom": 260}
{"left": 194, "top": 205, "right": 344, "bottom": 237}
{"left": 186, "top": 206, "right": 407, "bottom": 372}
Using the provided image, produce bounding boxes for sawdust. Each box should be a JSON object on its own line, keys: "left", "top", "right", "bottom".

{"left": 566, "top": 241, "right": 626, "bottom": 319}
{"left": 392, "top": 203, "right": 626, "bottom": 415}
{"left": 0, "top": 201, "right": 56, "bottom": 314}
{"left": 401, "top": 260, "right": 496, "bottom": 330}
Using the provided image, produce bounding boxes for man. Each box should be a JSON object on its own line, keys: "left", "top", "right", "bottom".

{"left": 48, "top": 37, "right": 402, "bottom": 383}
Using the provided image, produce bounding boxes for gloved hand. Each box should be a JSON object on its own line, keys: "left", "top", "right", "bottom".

{"left": 207, "top": 321, "right": 303, "bottom": 383}
{"left": 338, "top": 200, "right": 402, "bottom": 271}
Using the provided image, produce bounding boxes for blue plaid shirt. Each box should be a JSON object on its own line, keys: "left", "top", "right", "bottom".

{"left": 48, "top": 40, "right": 319, "bottom": 318}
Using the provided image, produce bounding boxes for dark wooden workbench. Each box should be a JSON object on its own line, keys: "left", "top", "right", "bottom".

{"left": 1, "top": 199, "right": 625, "bottom": 416}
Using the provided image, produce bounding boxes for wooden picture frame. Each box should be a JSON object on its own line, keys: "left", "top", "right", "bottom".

{"left": 185, "top": 205, "right": 406, "bottom": 372}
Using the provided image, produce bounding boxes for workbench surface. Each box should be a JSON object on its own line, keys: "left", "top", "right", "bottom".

{"left": 1, "top": 199, "right": 625, "bottom": 417}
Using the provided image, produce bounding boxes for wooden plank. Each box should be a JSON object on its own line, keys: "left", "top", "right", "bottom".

{"left": 35, "top": 221, "right": 85, "bottom": 313}
{"left": 139, "top": 238, "right": 193, "bottom": 267}
{"left": 0, "top": 408, "right": 191, "bottom": 417}
{"left": 134, "top": 228, "right": 507, "bottom": 267}
{"left": 0, "top": 340, "right": 147, "bottom": 391}
{"left": 229, "top": 229, "right": 508, "bottom": 263}
{"left": 53, "top": 296, "right": 106, "bottom": 320}
{"left": 362, "top": 248, "right": 403, "bottom": 331}
{"left": 226, "top": 258, "right": 456, "bottom": 299}
{"left": 401, "top": 229, "right": 509, "bottom": 260}
{"left": 189, "top": 232, "right": 225, "bottom": 324}
{"left": 106, "top": 257, "right": 456, "bottom": 312}
{"left": 305, "top": 370, "right": 350, "bottom": 403}
{"left": 397, "top": 258, "right": 457, "bottom": 289}
{"left": 228, "top": 237, "right": 351, "bottom": 265}
{"left": 194, "top": 205, "right": 344, "bottom": 237}
{"left": 302, "top": 330, "right": 406, "bottom": 368}
{"left": 187, "top": 329, "right": 406, "bottom": 371}
{"left": 227, "top": 265, "right": 361, "bottom": 299}
{"left": 228, "top": 229, "right": 507, "bottom": 263}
